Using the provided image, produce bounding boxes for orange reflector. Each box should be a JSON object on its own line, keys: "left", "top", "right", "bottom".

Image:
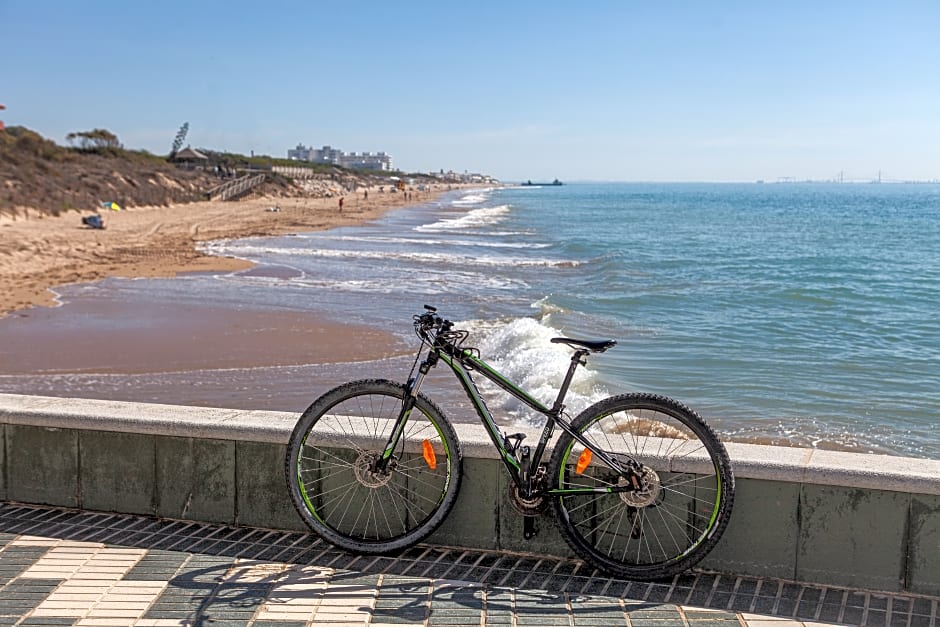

{"left": 575, "top": 448, "right": 592, "bottom": 474}
{"left": 422, "top": 439, "right": 437, "bottom": 470}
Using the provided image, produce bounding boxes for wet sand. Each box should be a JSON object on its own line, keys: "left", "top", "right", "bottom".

{"left": 0, "top": 188, "right": 461, "bottom": 406}
{"left": 0, "top": 297, "right": 409, "bottom": 376}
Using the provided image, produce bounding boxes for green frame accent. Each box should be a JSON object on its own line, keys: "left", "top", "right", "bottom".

{"left": 462, "top": 351, "right": 551, "bottom": 413}
{"left": 439, "top": 347, "right": 637, "bottom": 491}
{"left": 382, "top": 407, "right": 413, "bottom": 459}
{"left": 439, "top": 353, "right": 521, "bottom": 470}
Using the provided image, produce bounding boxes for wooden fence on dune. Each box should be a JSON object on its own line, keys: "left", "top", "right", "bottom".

{"left": 205, "top": 173, "right": 266, "bottom": 201}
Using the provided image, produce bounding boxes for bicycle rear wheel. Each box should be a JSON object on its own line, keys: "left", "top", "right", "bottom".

{"left": 548, "top": 393, "right": 734, "bottom": 580}
{"left": 286, "top": 379, "right": 462, "bottom": 554}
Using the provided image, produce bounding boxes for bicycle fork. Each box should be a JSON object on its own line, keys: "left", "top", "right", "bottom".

{"left": 375, "top": 350, "right": 439, "bottom": 473}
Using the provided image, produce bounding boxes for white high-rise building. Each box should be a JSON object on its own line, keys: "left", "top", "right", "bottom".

{"left": 288, "top": 144, "right": 392, "bottom": 171}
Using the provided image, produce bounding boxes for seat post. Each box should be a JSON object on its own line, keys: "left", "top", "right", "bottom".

{"left": 551, "top": 349, "right": 589, "bottom": 413}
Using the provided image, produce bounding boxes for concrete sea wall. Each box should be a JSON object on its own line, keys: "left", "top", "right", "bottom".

{"left": 1, "top": 393, "right": 938, "bottom": 595}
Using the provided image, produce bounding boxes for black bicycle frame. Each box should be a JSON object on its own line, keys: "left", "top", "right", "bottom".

{"left": 381, "top": 337, "right": 638, "bottom": 498}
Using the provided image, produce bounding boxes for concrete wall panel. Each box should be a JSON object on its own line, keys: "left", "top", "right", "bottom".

{"left": 156, "top": 436, "right": 236, "bottom": 524}
{"left": 7, "top": 425, "right": 79, "bottom": 507}
{"left": 236, "top": 440, "right": 305, "bottom": 531}
{"left": 703, "top": 478, "right": 800, "bottom": 578}
{"left": 431, "top": 457, "right": 499, "bottom": 550}
{"left": 79, "top": 431, "right": 155, "bottom": 515}
{"left": 798, "top": 485, "right": 908, "bottom": 592}
{"left": 909, "top": 493, "right": 940, "bottom": 596}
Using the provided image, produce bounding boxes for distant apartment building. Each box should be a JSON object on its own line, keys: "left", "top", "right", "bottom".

{"left": 430, "top": 169, "right": 500, "bottom": 185}
{"left": 288, "top": 144, "right": 393, "bottom": 171}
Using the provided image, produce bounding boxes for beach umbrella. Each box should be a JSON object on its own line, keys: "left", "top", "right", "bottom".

{"left": 100, "top": 201, "right": 122, "bottom": 211}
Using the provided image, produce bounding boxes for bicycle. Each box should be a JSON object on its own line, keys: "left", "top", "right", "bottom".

{"left": 286, "top": 305, "right": 734, "bottom": 580}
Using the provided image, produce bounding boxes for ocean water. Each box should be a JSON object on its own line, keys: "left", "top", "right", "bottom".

{"left": 5, "top": 183, "right": 940, "bottom": 458}
{"left": 207, "top": 182, "right": 940, "bottom": 457}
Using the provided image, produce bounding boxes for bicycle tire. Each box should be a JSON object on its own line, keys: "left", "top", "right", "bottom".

{"left": 548, "top": 393, "right": 734, "bottom": 580}
{"left": 286, "top": 379, "right": 463, "bottom": 554}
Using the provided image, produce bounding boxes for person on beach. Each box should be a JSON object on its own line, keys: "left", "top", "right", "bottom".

{"left": 338, "top": 196, "right": 344, "bottom": 212}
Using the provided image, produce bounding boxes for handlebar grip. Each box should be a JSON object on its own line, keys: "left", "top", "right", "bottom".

{"left": 415, "top": 312, "right": 437, "bottom": 329}
{"left": 415, "top": 307, "right": 453, "bottom": 337}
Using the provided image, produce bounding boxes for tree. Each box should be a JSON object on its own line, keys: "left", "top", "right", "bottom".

{"left": 169, "top": 122, "right": 189, "bottom": 159}
{"left": 65, "top": 128, "right": 122, "bottom": 151}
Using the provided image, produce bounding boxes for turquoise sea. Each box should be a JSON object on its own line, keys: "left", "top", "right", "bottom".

{"left": 3, "top": 183, "right": 939, "bottom": 458}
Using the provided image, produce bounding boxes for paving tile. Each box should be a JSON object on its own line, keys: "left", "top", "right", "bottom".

{"left": 9, "top": 537, "right": 58, "bottom": 546}
{"left": 685, "top": 609, "right": 739, "bottom": 619}
{"left": 142, "top": 609, "right": 199, "bottom": 619}
{"left": 29, "top": 607, "right": 87, "bottom": 617}
{"left": 2, "top": 504, "right": 940, "bottom": 627}
{"left": 257, "top": 609, "right": 316, "bottom": 620}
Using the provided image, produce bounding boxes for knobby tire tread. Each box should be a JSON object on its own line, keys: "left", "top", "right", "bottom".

{"left": 285, "top": 379, "right": 463, "bottom": 554}
{"left": 548, "top": 393, "right": 735, "bottom": 580}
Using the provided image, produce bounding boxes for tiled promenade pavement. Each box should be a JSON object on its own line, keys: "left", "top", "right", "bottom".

{"left": 1, "top": 503, "right": 938, "bottom": 627}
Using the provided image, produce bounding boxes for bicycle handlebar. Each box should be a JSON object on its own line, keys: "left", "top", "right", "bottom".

{"left": 414, "top": 305, "right": 456, "bottom": 345}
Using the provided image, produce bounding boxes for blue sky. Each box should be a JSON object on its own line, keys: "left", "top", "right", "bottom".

{"left": 3, "top": 1, "right": 939, "bottom": 182}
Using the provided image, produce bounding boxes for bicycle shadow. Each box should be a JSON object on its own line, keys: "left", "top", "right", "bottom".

{"left": 160, "top": 566, "right": 608, "bottom": 626}
{"left": 153, "top": 563, "right": 386, "bottom": 626}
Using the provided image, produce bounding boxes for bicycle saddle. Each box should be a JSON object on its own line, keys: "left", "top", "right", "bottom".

{"left": 550, "top": 337, "right": 617, "bottom": 353}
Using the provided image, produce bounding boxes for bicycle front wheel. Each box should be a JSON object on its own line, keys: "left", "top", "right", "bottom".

{"left": 548, "top": 393, "right": 734, "bottom": 580}
{"left": 286, "top": 379, "right": 463, "bottom": 554}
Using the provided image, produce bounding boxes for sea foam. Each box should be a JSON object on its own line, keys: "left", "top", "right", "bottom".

{"left": 415, "top": 205, "right": 511, "bottom": 232}
{"left": 203, "top": 242, "right": 576, "bottom": 269}
{"left": 461, "top": 316, "right": 607, "bottom": 425}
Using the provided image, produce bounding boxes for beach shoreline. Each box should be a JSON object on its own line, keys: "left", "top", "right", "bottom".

{"left": 0, "top": 185, "right": 472, "bottom": 411}
{"left": 0, "top": 185, "right": 463, "bottom": 319}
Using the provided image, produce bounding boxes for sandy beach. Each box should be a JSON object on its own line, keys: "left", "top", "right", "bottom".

{"left": 0, "top": 187, "right": 450, "bottom": 318}
{"left": 0, "top": 187, "right": 465, "bottom": 409}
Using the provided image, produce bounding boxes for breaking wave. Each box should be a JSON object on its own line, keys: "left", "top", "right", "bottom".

{"left": 459, "top": 315, "right": 608, "bottom": 424}
{"left": 415, "top": 205, "right": 511, "bottom": 232}
{"left": 202, "top": 242, "right": 579, "bottom": 269}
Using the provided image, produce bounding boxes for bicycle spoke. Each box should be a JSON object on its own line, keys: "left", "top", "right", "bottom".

{"left": 386, "top": 481, "right": 435, "bottom": 521}
{"left": 310, "top": 417, "right": 369, "bottom": 454}
{"left": 661, "top": 472, "right": 717, "bottom": 490}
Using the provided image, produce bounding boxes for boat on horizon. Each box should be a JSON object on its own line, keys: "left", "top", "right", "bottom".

{"left": 521, "top": 178, "right": 563, "bottom": 186}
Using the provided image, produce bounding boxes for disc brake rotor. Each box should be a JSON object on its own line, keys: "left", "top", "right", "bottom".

{"left": 619, "top": 466, "right": 662, "bottom": 508}
{"left": 352, "top": 451, "right": 394, "bottom": 488}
